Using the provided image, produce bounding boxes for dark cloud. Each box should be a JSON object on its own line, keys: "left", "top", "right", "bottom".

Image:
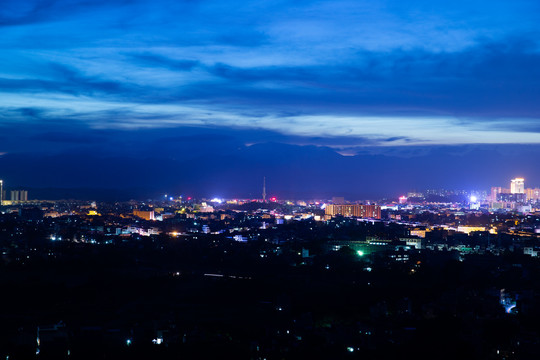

{"left": 383, "top": 137, "right": 409, "bottom": 143}
{"left": 185, "top": 37, "right": 540, "bottom": 118}
{"left": 158, "top": 134, "right": 235, "bottom": 142}
{"left": 129, "top": 53, "right": 200, "bottom": 71}
{"left": 0, "top": 0, "right": 143, "bottom": 27}
{"left": 0, "top": 62, "right": 136, "bottom": 96}
{"left": 31, "top": 132, "right": 108, "bottom": 144}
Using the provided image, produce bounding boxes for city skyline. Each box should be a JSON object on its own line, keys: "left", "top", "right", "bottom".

{"left": 0, "top": 174, "right": 538, "bottom": 202}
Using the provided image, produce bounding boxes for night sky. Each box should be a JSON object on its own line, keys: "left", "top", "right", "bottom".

{"left": 1, "top": 0, "right": 539, "bottom": 199}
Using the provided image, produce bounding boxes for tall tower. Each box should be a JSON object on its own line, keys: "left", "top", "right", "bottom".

{"left": 262, "top": 177, "right": 266, "bottom": 202}
{"left": 511, "top": 178, "right": 525, "bottom": 194}
{"left": 0, "top": 179, "right": 3, "bottom": 205}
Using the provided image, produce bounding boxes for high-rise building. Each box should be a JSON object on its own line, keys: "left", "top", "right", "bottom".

{"left": 133, "top": 210, "right": 155, "bottom": 221}
{"left": 525, "top": 188, "right": 540, "bottom": 201}
{"left": 511, "top": 178, "right": 525, "bottom": 194}
{"left": 10, "top": 190, "right": 28, "bottom": 202}
{"left": 325, "top": 204, "right": 381, "bottom": 219}
{"left": 491, "top": 187, "right": 502, "bottom": 201}
{"left": 491, "top": 187, "right": 511, "bottom": 201}
{"left": 0, "top": 179, "right": 3, "bottom": 204}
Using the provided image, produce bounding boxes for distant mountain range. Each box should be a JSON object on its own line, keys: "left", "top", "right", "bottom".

{"left": 1, "top": 143, "right": 538, "bottom": 201}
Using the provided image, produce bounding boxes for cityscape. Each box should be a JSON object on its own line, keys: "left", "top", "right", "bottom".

{"left": 1, "top": 176, "right": 540, "bottom": 358}
{"left": 2, "top": 0, "right": 540, "bottom": 359}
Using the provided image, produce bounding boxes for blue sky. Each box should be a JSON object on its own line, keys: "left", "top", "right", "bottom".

{"left": 0, "top": 0, "right": 539, "bottom": 196}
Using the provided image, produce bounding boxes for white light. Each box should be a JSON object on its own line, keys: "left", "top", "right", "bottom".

{"left": 470, "top": 195, "right": 477, "bottom": 203}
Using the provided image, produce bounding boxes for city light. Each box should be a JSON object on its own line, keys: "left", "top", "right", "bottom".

{"left": 0, "top": 178, "right": 539, "bottom": 358}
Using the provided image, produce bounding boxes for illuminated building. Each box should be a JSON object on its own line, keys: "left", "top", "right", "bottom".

{"left": 398, "top": 196, "right": 407, "bottom": 204}
{"left": 401, "top": 238, "right": 423, "bottom": 249}
{"left": 0, "top": 179, "right": 3, "bottom": 204}
{"left": 409, "top": 229, "right": 426, "bottom": 238}
{"left": 133, "top": 210, "right": 155, "bottom": 221}
{"left": 11, "top": 190, "right": 28, "bottom": 202}
{"left": 525, "top": 188, "right": 540, "bottom": 201}
{"left": 198, "top": 202, "right": 214, "bottom": 213}
{"left": 511, "top": 178, "right": 525, "bottom": 194}
{"left": 491, "top": 187, "right": 511, "bottom": 201}
{"left": 325, "top": 204, "right": 381, "bottom": 219}
{"left": 457, "top": 226, "right": 486, "bottom": 235}
{"left": 498, "top": 193, "right": 526, "bottom": 203}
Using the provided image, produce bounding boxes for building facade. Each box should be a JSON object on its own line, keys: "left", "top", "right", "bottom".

{"left": 511, "top": 178, "right": 525, "bottom": 194}
{"left": 325, "top": 204, "right": 381, "bottom": 219}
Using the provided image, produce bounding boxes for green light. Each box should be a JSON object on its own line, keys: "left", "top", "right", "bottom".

{"left": 357, "top": 250, "right": 364, "bottom": 256}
